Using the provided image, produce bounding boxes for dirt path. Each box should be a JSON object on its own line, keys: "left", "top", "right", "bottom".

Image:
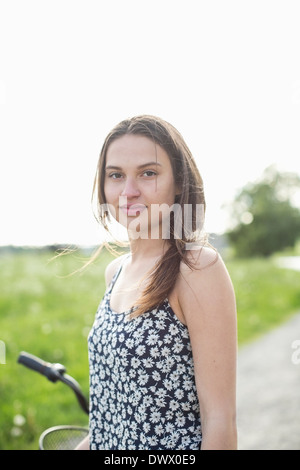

{"left": 237, "top": 312, "right": 300, "bottom": 449}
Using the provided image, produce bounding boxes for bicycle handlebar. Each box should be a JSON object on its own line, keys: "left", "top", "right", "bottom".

{"left": 18, "top": 351, "right": 66, "bottom": 382}
{"left": 18, "top": 351, "right": 89, "bottom": 415}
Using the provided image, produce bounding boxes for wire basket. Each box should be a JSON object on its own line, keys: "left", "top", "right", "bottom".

{"left": 39, "top": 425, "right": 89, "bottom": 450}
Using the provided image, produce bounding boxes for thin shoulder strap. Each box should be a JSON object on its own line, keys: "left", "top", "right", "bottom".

{"left": 107, "top": 254, "right": 130, "bottom": 294}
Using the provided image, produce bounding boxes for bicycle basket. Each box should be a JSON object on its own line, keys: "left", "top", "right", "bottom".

{"left": 39, "top": 425, "right": 89, "bottom": 450}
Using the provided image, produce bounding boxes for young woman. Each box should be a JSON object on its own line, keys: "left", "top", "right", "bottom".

{"left": 77, "top": 115, "right": 237, "bottom": 450}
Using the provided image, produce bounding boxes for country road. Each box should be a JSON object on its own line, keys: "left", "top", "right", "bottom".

{"left": 237, "top": 256, "right": 300, "bottom": 450}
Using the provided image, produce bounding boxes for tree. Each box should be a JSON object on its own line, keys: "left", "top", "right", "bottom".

{"left": 226, "top": 166, "right": 300, "bottom": 257}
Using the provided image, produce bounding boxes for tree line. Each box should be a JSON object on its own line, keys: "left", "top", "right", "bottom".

{"left": 225, "top": 165, "right": 300, "bottom": 257}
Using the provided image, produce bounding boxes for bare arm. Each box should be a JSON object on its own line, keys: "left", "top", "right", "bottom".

{"left": 178, "top": 249, "right": 237, "bottom": 450}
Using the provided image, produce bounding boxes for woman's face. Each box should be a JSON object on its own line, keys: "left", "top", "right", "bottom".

{"left": 104, "top": 134, "right": 178, "bottom": 237}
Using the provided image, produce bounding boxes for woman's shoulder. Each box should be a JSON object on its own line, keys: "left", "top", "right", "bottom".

{"left": 178, "top": 245, "right": 233, "bottom": 298}
{"left": 181, "top": 244, "right": 219, "bottom": 274}
{"left": 176, "top": 245, "right": 236, "bottom": 320}
{"left": 104, "top": 253, "right": 129, "bottom": 287}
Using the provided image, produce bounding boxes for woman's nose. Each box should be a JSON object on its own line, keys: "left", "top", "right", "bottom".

{"left": 120, "top": 177, "right": 141, "bottom": 198}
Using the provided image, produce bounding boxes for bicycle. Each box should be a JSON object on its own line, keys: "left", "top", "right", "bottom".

{"left": 17, "top": 351, "right": 89, "bottom": 450}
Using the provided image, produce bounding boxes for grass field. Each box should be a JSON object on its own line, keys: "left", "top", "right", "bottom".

{"left": 1, "top": 248, "right": 300, "bottom": 450}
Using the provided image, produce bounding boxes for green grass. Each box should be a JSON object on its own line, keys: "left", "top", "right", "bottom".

{"left": 226, "top": 257, "right": 300, "bottom": 344}
{"left": 1, "top": 249, "right": 300, "bottom": 449}
{"left": 0, "top": 248, "right": 113, "bottom": 450}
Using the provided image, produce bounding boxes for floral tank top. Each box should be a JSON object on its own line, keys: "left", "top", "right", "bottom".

{"left": 88, "top": 261, "right": 202, "bottom": 450}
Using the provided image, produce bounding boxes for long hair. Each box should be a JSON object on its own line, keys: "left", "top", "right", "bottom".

{"left": 93, "top": 115, "right": 209, "bottom": 317}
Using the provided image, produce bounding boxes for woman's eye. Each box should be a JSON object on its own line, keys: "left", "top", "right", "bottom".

{"left": 142, "top": 170, "right": 157, "bottom": 177}
{"left": 109, "top": 172, "right": 123, "bottom": 179}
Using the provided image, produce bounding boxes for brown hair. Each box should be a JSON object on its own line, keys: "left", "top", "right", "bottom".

{"left": 93, "top": 115, "right": 209, "bottom": 317}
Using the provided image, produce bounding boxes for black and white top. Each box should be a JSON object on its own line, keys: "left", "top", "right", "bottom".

{"left": 88, "top": 261, "right": 202, "bottom": 450}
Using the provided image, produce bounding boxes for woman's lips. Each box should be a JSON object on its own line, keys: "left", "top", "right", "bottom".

{"left": 120, "top": 204, "right": 147, "bottom": 216}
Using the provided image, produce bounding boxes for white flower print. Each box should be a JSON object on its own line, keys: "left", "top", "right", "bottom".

{"left": 121, "top": 356, "right": 129, "bottom": 367}
{"left": 131, "top": 357, "right": 140, "bottom": 369}
{"left": 154, "top": 424, "right": 164, "bottom": 436}
{"left": 177, "top": 363, "right": 185, "bottom": 374}
{"left": 165, "top": 356, "right": 175, "bottom": 369}
{"left": 163, "top": 379, "right": 173, "bottom": 391}
{"left": 156, "top": 388, "right": 167, "bottom": 399}
{"left": 149, "top": 436, "right": 158, "bottom": 446}
{"left": 165, "top": 410, "right": 174, "bottom": 421}
{"left": 173, "top": 341, "right": 184, "bottom": 353}
{"left": 152, "top": 370, "right": 161, "bottom": 381}
{"left": 165, "top": 422, "right": 175, "bottom": 434}
{"left": 143, "top": 422, "right": 151, "bottom": 433}
{"left": 146, "top": 332, "right": 159, "bottom": 346}
{"left": 182, "top": 436, "right": 191, "bottom": 447}
{"left": 150, "top": 409, "right": 161, "bottom": 423}
{"left": 175, "top": 414, "right": 186, "bottom": 427}
{"left": 156, "top": 309, "right": 167, "bottom": 319}
{"left": 182, "top": 402, "right": 191, "bottom": 412}
{"left": 188, "top": 391, "right": 197, "bottom": 402}
{"left": 133, "top": 329, "right": 144, "bottom": 344}
{"left": 136, "top": 345, "right": 146, "bottom": 356}
{"left": 150, "top": 346, "right": 159, "bottom": 358}
{"left": 170, "top": 399, "right": 180, "bottom": 411}
{"left": 161, "top": 346, "right": 170, "bottom": 357}
{"left": 155, "top": 397, "right": 166, "bottom": 407}
{"left": 183, "top": 378, "right": 193, "bottom": 391}
{"left": 143, "top": 396, "right": 153, "bottom": 407}
{"left": 137, "top": 372, "right": 148, "bottom": 386}
{"left": 143, "top": 318, "right": 153, "bottom": 329}
{"left": 142, "top": 357, "right": 154, "bottom": 368}
{"left": 155, "top": 319, "right": 165, "bottom": 330}
{"left": 169, "top": 323, "right": 179, "bottom": 335}
{"left": 175, "top": 389, "right": 184, "bottom": 400}
{"left": 163, "top": 333, "right": 173, "bottom": 344}
{"left": 126, "top": 338, "right": 134, "bottom": 348}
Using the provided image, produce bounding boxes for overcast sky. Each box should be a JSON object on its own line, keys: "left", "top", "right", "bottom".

{"left": 0, "top": 0, "right": 300, "bottom": 246}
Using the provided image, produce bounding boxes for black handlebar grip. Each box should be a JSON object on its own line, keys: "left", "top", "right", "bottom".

{"left": 18, "top": 351, "right": 50, "bottom": 373}
{"left": 17, "top": 351, "right": 65, "bottom": 382}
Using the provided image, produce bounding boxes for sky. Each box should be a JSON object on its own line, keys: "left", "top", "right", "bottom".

{"left": 0, "top": 0, "right": 300, "bottom": 246}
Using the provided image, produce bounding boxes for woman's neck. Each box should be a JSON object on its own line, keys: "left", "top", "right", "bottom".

{"left": 128, "top": 236, "right": 169, "bottom": 264}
